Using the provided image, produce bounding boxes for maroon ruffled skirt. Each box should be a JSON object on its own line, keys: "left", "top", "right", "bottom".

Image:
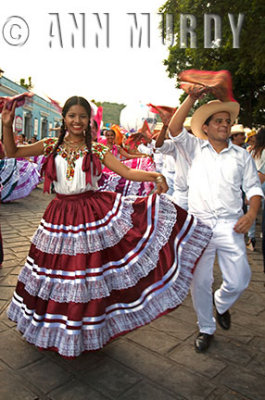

{"left": 7, "top": 190, "right": 211, "bottom": 358}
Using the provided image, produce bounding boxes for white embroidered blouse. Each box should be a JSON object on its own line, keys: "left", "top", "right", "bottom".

{"left": 43, "top": 138, "right": 109, "bottom": 195}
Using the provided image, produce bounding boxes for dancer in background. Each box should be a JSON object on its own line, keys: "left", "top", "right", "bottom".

{"left": 98, "top": 128, "right": 155, "bottom": 195}
{"left": 246, "top": 127, "right": 265, "bottom": 262}
{"left": 0, "top": 156, "right": 40, "bottom": 203}
{"left": 0, "top": 135, "right": 41, "bottom": 203}
{"left": 0, "top": 140, "right": 5, "bottom": 267}
{"left": 245, "top": 129, "right": 257, "bottom": 152}
{"left": 0, "top": 141, "right": 20, "bottom": 203}
{"left": 104, "top": 129, "right": 147, "bottom": 161}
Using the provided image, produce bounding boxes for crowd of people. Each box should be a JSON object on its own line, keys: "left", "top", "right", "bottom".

{"left": 0, "top": 70, "right": 264, "bottom": 357}
{"left": 0, "top": 134, "right": 46, "bottom": 267}
{"left": 0, "top": 134, "right": 44, "bottom": 203}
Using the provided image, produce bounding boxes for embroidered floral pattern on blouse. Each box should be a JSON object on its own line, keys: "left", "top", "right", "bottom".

{"left": 92, "top": 142, "right": 109, "bottom": 161}
{"left": 60, "top": 144, "right": 87, "bottom": 180}
{"left": 42, "top": 138, "right": 109, "bottom": 181}
{"left": 43, "top": 138, "right": 58, "bottom": 157}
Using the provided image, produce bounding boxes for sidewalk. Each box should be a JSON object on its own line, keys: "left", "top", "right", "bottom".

{"left": 0, "top": 187, "right": 265, "bottom": 400}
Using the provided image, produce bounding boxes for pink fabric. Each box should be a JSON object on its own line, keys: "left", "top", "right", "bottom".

{"left": 0, "top": 92, "right": 34, "bottom": 112}
{"left": 179, "top": 69, "right": 235, "bottom": 102}
{"left": 147, "top": 104, "right": 177, "bottom": 115}
{"left": 93, "top": 106, "right": 103, "bottom": 141}
{"left": 0, "top": 141, "right": 4, "bottom": 156}
{"left": 48, "top": 97, "right": 62, "bottom": 113}
{"left": 98, "top": 137, "right": 107, "bottom": 145}
{"left": 111, "top": 145, "right": 119, "bottom": 158}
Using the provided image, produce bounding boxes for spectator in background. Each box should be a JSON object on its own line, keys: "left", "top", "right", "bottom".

{"left": 91, "top": 120, "right": 99, "bottom": 141}
{"left": 229, "top": 124, "right": 246, "bottom": 147}
{"left": 245, "top": 129, "right": 257, "bottom": 152}
{"left": 28, "top": 136, "right": 38, "bottom": 144}
{"left": 17, "top": 133, "right": 28, "bottom": 145}
{"left": 246, "top": 128, "right": 265, "bottom": 259}
{"left": 230, "top": 124, "right": 248, "bottom": 213}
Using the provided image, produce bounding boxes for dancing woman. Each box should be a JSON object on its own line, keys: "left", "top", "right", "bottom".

{"left": 99, "top": 129, "right": 156, "bottom": 195}
{"left": 3, "top": 96, "right": 212, "bottom": 358}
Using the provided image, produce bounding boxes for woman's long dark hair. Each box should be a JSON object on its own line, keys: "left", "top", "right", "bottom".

{"left": 52, "top": 96, "right": 92, "bottom": 156}
{"left": 252, "top": 127, "right": 265, "bottom": 159}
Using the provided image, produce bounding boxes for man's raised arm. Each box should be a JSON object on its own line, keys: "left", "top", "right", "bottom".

{"left": 169, "top": 95, "right": 196, "bottom": 137}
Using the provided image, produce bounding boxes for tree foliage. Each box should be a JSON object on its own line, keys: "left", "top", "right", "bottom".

{"left": 160, "top": 0, "right": 265, "bottom": 126}
{"left": 89, "top": 100, "right": 125, "bottom": 126}
{"left": 19, "top": 77, "right": 33, "bottom": 90}
{"left": 102, "top": 102, "right": 126, "bottom": 126}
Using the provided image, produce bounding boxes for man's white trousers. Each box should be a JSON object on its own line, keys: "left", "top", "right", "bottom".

{"left": 191, "top": 218, "right": 251, "bottom": 335}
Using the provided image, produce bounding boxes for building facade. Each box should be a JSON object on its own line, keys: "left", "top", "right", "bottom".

{"left": 0, "top": 74, "right": 61, "bottom": 140}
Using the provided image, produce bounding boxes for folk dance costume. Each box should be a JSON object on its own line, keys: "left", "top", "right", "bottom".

{"left": 98, "top": 144, "right": 155, "bottom": 196}
{"left": 31, "top": 155, "right": 46, "bottom": 175}
{"left": 138, "top": 141, "right": 164, "bottom": 173}
{"left": 0, "top": 182, "right": 3, "bottom": 266}
{"left": 0, "top": 142, "right": 6, "bottom": 266}
{"left": 0, "top": 158, "right": 20, "bottom": 202}
{"left": 0, "top": 157, "right": 40, "bottom": 203}
{"left": 7, "top": 138, "right": 212, "bottom": 358}
{"left": 0, "top": 224, "right": 3, "bottom": 267}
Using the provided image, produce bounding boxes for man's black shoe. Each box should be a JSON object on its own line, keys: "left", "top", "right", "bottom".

{"left": 194, "top": 333, "right": 213, "bottom": 352}
{"left": 213, "top": 295, "right": 231, "bottom": 330}
{"left": 216, "top": 308, "right": 231, "bottom": 330}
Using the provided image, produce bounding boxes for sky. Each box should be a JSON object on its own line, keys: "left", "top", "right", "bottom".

{"left": 1, "top": 0, "right": 181, "bottom": 108}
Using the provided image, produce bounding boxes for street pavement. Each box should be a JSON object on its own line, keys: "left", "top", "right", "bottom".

{"left": 0, "top": 186, "right": 265, "bottom": 400}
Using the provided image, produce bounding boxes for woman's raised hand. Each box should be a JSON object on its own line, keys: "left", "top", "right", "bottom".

{"left": 2, "top": 100, "right": 16, "bottom": 127}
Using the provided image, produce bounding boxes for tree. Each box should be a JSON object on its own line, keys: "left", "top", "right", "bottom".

{"left": 102, "top": 102, "right": 126, "bottom": 126}
{"left": 90, "top": 99, "right": 102, "bottom": 107}
{"left": 19, "top": 77, "right": 33, "bottom": 90}
{"left": 160, "top": 0, "right": 265, "bottom": 126}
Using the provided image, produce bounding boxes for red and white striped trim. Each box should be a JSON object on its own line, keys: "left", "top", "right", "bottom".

{"left": 19, "top": 195, "right": 178, "bottom": 301}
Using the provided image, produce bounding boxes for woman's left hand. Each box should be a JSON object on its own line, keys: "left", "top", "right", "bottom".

{"left": 155, "top": 176, "right": 168, "bottom": 194}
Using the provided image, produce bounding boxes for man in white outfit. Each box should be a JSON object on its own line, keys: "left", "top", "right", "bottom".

{"left": 155, "top": 135, "right": 189, "bottom": 209}
{"left": 168, "top": 93, "right": 263, "bottom": 352}
{"left": 137, "top": 137, "right": 164, "bottom": 173}
{"left": 154, "top": 111, "right": 190, "bottom": 209}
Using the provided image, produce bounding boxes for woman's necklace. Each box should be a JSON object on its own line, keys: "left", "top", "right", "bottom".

{"left": 60, "top": 140, "right": 87, "bottom": 180}
{"left": 64, "top": 138, "right": 85, "bottom": 147}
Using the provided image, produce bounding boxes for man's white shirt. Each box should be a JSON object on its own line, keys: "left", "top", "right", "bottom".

{"left": 168, "top": 128, "right": 263, "bottom": 222}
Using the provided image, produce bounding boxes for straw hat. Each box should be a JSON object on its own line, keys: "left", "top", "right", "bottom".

{"left": 245, "top": 129, "right": 257, "bottom": 143}
{"left": 191, "top": 100, "right": 240, "bottom": 140}
{"left": 184, "top": 117, "right": 192, "bottom": 130}
{"left": 230, "top": 124, "right": 245, "bottom": 135}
